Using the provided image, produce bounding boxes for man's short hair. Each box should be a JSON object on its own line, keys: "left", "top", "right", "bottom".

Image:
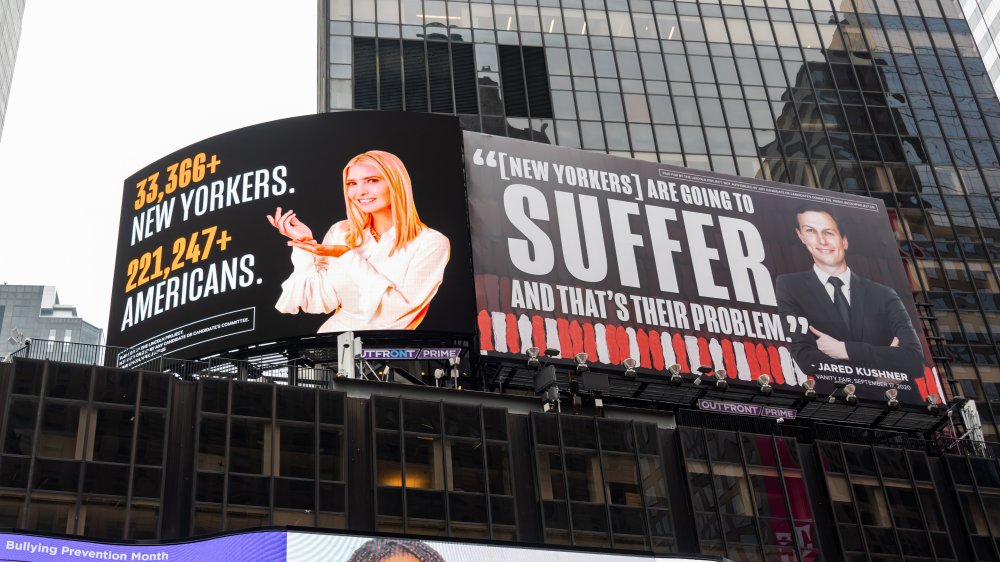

{"left": 794, "top": 204, "right": 847, "bottom": 238}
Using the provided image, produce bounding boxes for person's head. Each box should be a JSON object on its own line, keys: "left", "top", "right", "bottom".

{"left": 342, "top": 150, "right": 426, "bottom": 254}
{"left": 346, "top": 538, "right": 445, "bottom": 562}
{"left": 794, "top": 205, "right": 849, "bottom": 273}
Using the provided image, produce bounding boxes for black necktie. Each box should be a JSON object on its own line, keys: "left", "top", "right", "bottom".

{"left": 827, "top": 277, "right": 850, "bottom": 327}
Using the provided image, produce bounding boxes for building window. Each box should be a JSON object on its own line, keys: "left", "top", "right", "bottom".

{"left": 680, "top": 428, "right": 820, "bottom": 561}
{"left": 532, "top": 413, "right": 672, "bottom": 552}
{"left": 192, "top": 381, "right": 346, "bottom": 534}
{"left": 349, "top": 37, "right": 551, "bottom": 122}
{"left": 498, "top": 45, "right": 553, "bottom": 119}
{"left": 372, "top": 396, "right": 514, "bottom": 540}
{"left": 818, "top": 442, "right": 959, "bottom": 561}
{"left": 353, "top": 37, "right": 475, "bottom": 114}
{"left": 944, "top": 454, "right": 1000, "bottom": 560}
{"left": 0, "top": 360, "right": 168, "bottom": 539}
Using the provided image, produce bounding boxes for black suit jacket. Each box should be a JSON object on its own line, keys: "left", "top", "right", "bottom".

{"left": 775, "top": 270, "right": 925, "bottom": 376}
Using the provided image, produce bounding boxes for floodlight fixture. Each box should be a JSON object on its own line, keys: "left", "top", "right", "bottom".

{"left": 758, "top": 374, "right": 773, "bottom": 395}
{"left": 623, "top": 357, "right": 637, "bottom": 379}
{"left": 575, "top": 352, "right": 589, "bottom": 372}
{"left": 802, "top": 378, "right": 817, "bottom": 400}
{"left": 668, "top": 364, "right": 683, "bottom": 385}
{"left": 885, "top": 388, "right": 899, "bottom": 410}
{"left": 526, "top": 347, "right": 541, "bottom": 368}
{"left": 844, "top": 383, "right": 858, "bottom": 405}
{"left": 543, "top": 348, "right": 560, "bottom": 358}
{"left": 714, "top": 369, "right": 728, "bottom": 391}
{"left": 926, "top": 394, "right": 941, "bottom": 415}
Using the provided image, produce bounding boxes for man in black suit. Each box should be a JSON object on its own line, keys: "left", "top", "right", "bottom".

{"left": 776, "top": 205, "right": 924, "bottom": 377}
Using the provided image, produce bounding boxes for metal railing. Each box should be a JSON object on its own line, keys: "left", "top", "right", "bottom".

{"left": 677, "top": 407, "right": 1000, "bottom": 460}
{"left": 4, "top": 339, "right": 340, "bottom": 386}
{"left": 6, "top": 340, "right": 1000, "bottom": 460}
{"left": 6, "top": 340, "right": 109, "bottom": 366}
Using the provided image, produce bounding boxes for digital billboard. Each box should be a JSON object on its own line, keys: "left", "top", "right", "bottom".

{"left": 0, "top": 531, "right": 286, "bottom": 561}
{"left": 107, "top": 112, "right": 475, "bottom": 366}
{"left": 285, "top": 533, "right": 720, "bottom": 561}
{"left": 0, "top": 531, "right": 720, "bottom": 562}
{"left": 465, "top": 133, "right": 942, "bottom": 405}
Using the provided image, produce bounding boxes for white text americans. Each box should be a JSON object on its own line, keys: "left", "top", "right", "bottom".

{"left": 121, "top": 255, "right": 256, "bottom": 330}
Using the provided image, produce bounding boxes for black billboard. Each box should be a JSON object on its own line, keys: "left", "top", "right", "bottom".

{"left": 107, "top": 112, "right": 475, "bottom": 366}
{"left": 465, "top": 133, "right": 942, "bottom": 405}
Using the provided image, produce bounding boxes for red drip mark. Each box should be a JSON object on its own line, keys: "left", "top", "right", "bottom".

{"left": 745, "top": 341, "right": 761, "bottom": 380}
{"left": 697, "top": 337, "right": 711, "bottom": 369}
{"left": 916, "top": 376, "right": 928, "bottom": 399}
{"left": 569, "top": 321, "right": 584, "bottom": 357}
{"left": 478, "top": 310, "right": 494, "bottom": 352}
{"left": 583, "top": 323, "right": 598, "bottom": 363}
{"left": 648, "top": 330, "right": 665, "bottom": 371}
{"left": 616, "top": 326, "right": 631, "bottom": 366}
{"left": 923, "top": 366, "right": 940, "bottom": 398}
{"left": 722, "top": 339, "right": 737, "bottom": 379}
{"left": 755, "top": 344, "right": 770, "bottom": 382}
{"left": 767, "top": 346, "right": 784, "bottom": 385}
{"left": 606, "top": 326, "right": 620, "bottom": 365}
{"left": 531, "top": 315, "right": 546, "bottom": 351}
{"left": 557, "top": 318, "right": 571, "bottom": 358}
{"left": 672, "top": 333, "right": 687, "bottom": 372}
{"left": 637, "top": 330, "right": 651, "bottom": 369}
{"left": 505, "top": 312, "right": 520, "bottom": 354}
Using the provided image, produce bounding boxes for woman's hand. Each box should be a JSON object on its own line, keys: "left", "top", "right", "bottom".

{"left": 288, "top": 239, "right": 351, "bottom": 258}
{"left": 267, "top": 207, "right": 313, "bottom": 241}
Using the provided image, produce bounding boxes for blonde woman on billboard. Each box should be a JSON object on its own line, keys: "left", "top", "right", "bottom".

{"left": 266, "top": 150, "right": 450, "bottom": 331}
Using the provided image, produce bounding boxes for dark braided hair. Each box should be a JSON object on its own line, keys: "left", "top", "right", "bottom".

{"left": 347, "top": 538, "right": 446, "bottom": 562}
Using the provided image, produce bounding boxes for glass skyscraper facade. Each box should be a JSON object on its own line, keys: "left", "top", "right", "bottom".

{"left": 321, "top": 0, "right": 1000, "bottom": 442}
{"left": 0, "top": 0, "right": 25, "bottom": 139}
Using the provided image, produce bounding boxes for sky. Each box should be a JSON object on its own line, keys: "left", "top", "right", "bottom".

{"left": 0, "top": 1, "right": 316, "bottom": 333}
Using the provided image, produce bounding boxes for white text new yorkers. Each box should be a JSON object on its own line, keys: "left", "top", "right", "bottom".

{"left": 131, "top": 165, "right": 288, "bottom": 246}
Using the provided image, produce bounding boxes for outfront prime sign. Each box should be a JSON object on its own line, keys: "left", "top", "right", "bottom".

{"left": 465, "top": 132, "right": 941, "bottom": 406}
{"left": 697, "top": 398, "right": 798, "bottom": 420}
{"left": 360, "top": 347, "right": 463, "bottom": 360}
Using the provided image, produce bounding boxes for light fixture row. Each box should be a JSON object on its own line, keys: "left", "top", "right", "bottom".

{"left": 524, "top": 350, "right": 941, "bottom": 413}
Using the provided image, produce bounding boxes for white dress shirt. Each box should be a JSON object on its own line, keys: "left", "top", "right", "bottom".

{"left": 275, "top": 220, "right": 450, "bottom": 331}
{"left": 813, "top": 264, "right": 851, "bottom": 305}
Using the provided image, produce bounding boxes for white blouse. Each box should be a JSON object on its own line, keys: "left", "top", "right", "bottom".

{"left": 275, "top": 220, "right": 450, "bottom": 331}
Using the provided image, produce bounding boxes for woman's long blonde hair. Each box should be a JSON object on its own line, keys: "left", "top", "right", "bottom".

{"left": 342, "top": 150, "right": 426, "bottom": 255}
